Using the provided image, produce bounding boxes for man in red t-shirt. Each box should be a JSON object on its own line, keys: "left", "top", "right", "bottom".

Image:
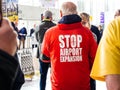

{"left": 40, "top": 1, "right": 97, "bottom": 90}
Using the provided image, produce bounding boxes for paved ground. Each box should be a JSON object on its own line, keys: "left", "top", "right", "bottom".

{"left": 21, "top": 68, "right": 51, "bottom": 90}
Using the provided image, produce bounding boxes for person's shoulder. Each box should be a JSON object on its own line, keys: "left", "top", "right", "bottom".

{"left": 20, "top": 27, "right": 26, "bottom": 30}
{"left": 49, "top": 24, "right": 57, "bottom": 30}
{"left": 51, "top": 21, "right": 56, "bottom": 25}
{"left": 30, "top": 28, "right": 35, "bottom": 32}
{"left": 22, "top": 27, "right": 25, "bottom": 29}
{"left": 47, "top": 21, "right": 56, "bottom": 26}
{"left": 107, "top": 17, "right": 120, "bottom": 33}
{"left": 46, "top": 25, "right": 58, "bottom": 33}
{"left": 39, "top": 22, "right": 46, "bottom": 28}
{"left": 91, "top": 25, "right": 98, "bottom": 30}
{"left": 52, "top": 23, "right": 56, "bottom": 27}
{"left": 91, "top": 25, "right": 100, "bottom": 34}
{"left": 110, "top": 16, "right": 120, "bottom": 25}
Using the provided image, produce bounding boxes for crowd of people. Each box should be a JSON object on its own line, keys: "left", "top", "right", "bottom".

{"left": 0, "top": 1, "right": 120, "bottom": 90}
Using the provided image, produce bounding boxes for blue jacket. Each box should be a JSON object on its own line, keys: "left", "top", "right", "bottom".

{"left": 18, "top": 27, "right": 27, "bottom": 40}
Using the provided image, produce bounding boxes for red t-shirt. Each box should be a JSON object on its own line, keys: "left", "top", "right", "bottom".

{"left": 41, "top": 22, "right": 97, "bottom": 90}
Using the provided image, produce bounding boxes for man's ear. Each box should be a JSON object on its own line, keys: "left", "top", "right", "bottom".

{"left": 60, "top": 10, "right": 63, "bottom": 17}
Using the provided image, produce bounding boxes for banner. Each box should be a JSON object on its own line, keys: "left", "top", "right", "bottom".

{"left": 2, "top": 0, "right": 18, "bottom": 22}
{"left": 100, "top": 12, "right": 104, "bottom": 24}
{"left": 2, "top": 0, "right": 7, "bottom": 17}
{"left": 40, "top": 0, "right": 56, "bottom": 8}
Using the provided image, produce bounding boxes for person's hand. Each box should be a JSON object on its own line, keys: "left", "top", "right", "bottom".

{"left": 0, "top": 18, "right": 17, "bottom": 56}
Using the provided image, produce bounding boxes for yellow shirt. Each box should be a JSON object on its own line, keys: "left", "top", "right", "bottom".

{"left": 90, "top": 17, "right": 120, "bottom": 81}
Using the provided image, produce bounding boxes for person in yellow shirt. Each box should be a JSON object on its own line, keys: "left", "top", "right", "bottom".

{"left": 90, "top": 16, "right": 120, "bottom": 90}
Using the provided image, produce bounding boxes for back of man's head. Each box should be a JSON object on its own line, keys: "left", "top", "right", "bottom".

{"left": 80, "top": 12, "right": 90, "bottom": 22}
{"left": 114, "top": 9, "right": 120, "bottom": 18}
{"left": 60, "top": 2, "right": 77, "bottom": 16}
{"left": 43, "top": 10, "right": 52, "bottom": 19}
